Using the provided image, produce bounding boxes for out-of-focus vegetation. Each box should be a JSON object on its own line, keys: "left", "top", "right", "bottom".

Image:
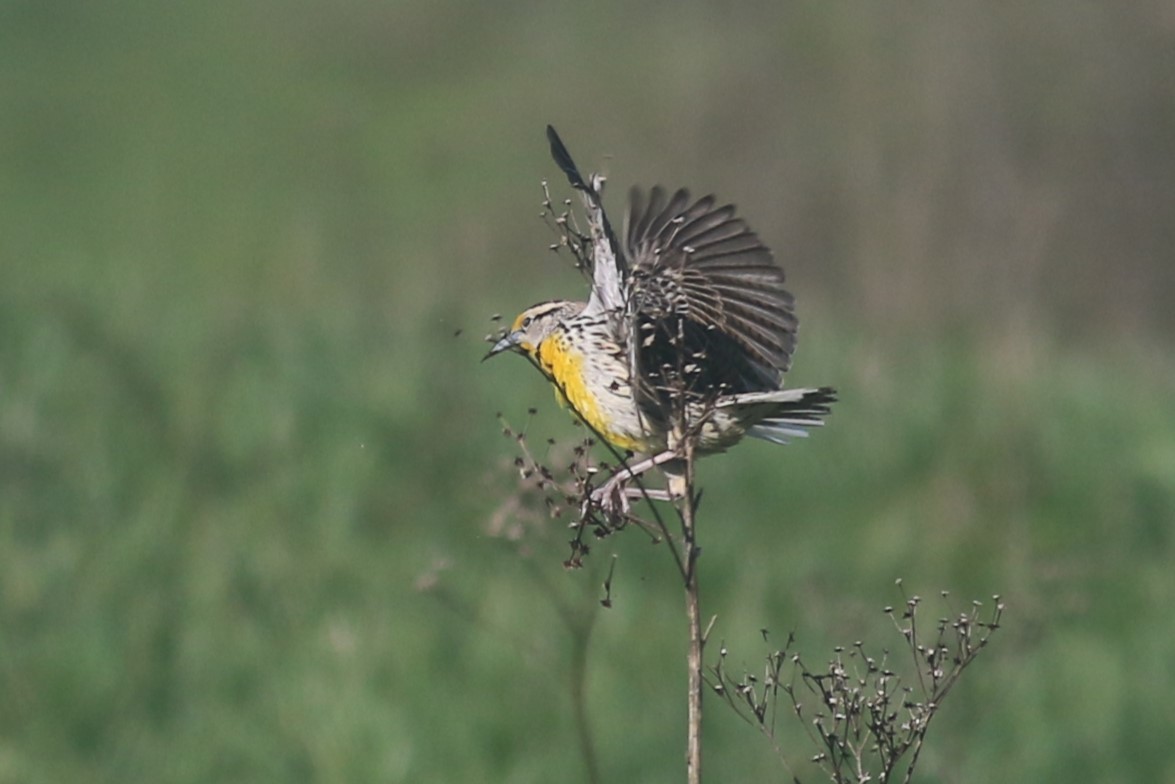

{"left": 1, "top": 1, "right": 1173, "bottom": 782}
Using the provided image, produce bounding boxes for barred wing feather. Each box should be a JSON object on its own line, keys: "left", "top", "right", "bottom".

{"left": 624, "top": 187, "right": 799, "bottom": 400}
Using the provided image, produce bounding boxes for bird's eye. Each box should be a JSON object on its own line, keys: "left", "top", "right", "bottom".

{"left": 521, "top": 316, "right": 533, "bottom": 328}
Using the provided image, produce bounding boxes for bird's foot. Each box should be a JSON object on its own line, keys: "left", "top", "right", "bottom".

{"left": 582, "top": 473, "right": 633, "bottom": 522}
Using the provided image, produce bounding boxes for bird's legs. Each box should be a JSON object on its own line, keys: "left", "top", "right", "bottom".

{"left": 585, "top": 449, "right": 682, "bottom": 519}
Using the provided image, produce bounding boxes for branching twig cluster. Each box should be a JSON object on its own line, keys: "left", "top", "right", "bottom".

{"left": 708, "top": 587, "right": 1004, "bottom": 783}
{"left": 489, "top": 410, "right": 669, "bottom": 568}
{"left": 541, "top": 179, "right": 595, "bottom": 278}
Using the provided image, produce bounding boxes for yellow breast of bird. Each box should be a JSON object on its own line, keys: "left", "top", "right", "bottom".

{"left": 535, "top": 332, "right": 651, "bottom": 453}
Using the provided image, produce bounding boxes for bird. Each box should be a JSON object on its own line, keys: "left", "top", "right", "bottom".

{"left": 485, "top": 125, "right": 836, "bottom": 513}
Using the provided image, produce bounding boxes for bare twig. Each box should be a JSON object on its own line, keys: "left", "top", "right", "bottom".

{"left": 707, "top": 591, "right": 1004, "bottom": 783}
{"left": 680, "top": 433, "right": 703, "bottom": 784}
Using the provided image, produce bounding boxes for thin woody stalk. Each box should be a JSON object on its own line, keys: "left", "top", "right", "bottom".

{"left": 679, "top": 432, "right": 703, "bottom": 784}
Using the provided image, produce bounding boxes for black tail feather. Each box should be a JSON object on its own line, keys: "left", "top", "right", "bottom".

{"left": 547, "top": 125, "right": 589, "bottom": 193}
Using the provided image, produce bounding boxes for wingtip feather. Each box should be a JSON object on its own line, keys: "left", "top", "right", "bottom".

{"left": 546, "top": 125, "right": 588, "bottom": 191}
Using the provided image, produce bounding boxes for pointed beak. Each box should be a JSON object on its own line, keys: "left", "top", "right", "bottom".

{"left": 482, "top": 331, "right": 523, "bottom": 362}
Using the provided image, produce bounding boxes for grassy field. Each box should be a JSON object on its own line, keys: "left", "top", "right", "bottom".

{"left": 2, "top": 2, "right": 1174, "bottom": 782}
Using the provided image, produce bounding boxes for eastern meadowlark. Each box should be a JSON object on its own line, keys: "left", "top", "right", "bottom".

{"left": 486, "top": 126, "right": 836, "bottom": 510}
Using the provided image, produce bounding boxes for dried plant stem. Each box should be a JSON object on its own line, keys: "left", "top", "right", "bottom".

{"left": 684, "top": 540, "right": 703, "bottom": 784}
{"left": 678, "top": 436, "right": 704, "bottom": 784}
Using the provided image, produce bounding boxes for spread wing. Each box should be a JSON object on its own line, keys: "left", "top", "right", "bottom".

{"left": 545, "top": 125, "right": 800, "bottom": 422}
{"left": 546, "top": 125, "right": 626, "bottom": 318}
{"left": 624, "top": 186, "right": 799, "bottom": 401}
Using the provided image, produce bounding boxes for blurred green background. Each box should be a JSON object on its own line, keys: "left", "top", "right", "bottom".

{"left": 2, "top": 1, "right": 1174, "bottom": 781}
